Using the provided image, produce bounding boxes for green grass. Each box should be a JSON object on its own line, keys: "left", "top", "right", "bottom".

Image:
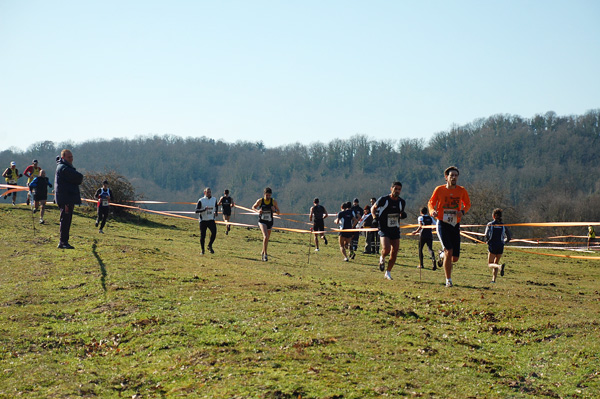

{"left": 1, "top": 203, "right": 599, "bottom": 398}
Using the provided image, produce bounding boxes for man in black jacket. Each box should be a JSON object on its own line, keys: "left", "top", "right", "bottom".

{"left": 55, "top": 149, "right": 83, "bottom": 249}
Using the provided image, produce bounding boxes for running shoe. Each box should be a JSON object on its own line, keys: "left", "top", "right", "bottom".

{"left": 500, "top": 263, "right": 505, "bottom": 276}
{"left": 26, "top": 198, "right": 30, "bottom": 206}
{"left": 95, "top": 220, "right": 99, "bottom": 227}
{"left": 39, "top": 219, "right": 44, "bottom": 224}
{"left": 315, "top": 248, "right": 319, "bottom": 252}
{"left": 99, "top": 229, "right": 104, "bottom": 234}
{"left": 58, "top": 243, "right": 74, "bottom": 249}
{"left": 208, "top": 246, "right": 214, "bottom": 254}
{"left": 384, "top": 271, "right": 393, "bottom": 280}
{"left": 350, "top": 251, "right": 356, "bottom": 259}
{"left": 344, "top": 257, "right": 349, "bottom": 262}
{"left": 323, "top": 237, "right": 328, "bottom": 245}
{"left": 445, "top": 280, "right": 453, "bottom": 288}
{"left": 379, "top": 257, "right": 385, "bottom": 271}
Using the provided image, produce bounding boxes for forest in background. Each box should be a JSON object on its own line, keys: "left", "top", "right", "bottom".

{"left": 2, "top": 110, "right": 599, "bottom": 231}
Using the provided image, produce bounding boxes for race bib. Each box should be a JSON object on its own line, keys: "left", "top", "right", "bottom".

{"left": 443, "top": 210, "right": 458, "bottom": 226}
{"left": 8, "top": 180, "right": 16, "bottom": 185}
{"left": 387, "top": 213, "right": 400, "bottom": 228}
{"left": 261, "top": 211, "right": 272, "bottom": 222}
{"left": 205, "top": 207, "right": 214, "bottom": 217}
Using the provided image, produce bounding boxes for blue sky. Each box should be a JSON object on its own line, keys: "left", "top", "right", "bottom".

{"left": 1, "top": 0, "right": 598, "bottom": 152}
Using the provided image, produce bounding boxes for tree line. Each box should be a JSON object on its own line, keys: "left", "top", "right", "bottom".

{"left": 2, "top": 110, "right": 599, "bottom": 234}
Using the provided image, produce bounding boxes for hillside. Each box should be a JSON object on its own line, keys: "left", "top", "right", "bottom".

{"left": 2, "top": 110, "right": 599, "bottom": 225}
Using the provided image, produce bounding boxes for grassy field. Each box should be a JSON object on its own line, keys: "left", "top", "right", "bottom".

{"left": 0, "top": 203, "right": 599, "bottom": 398}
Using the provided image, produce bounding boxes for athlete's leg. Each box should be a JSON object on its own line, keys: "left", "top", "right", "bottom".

{"left": 208, "top": 220, "right": 217, "bottom": 248}
{"left": 39, "top": 200, "right": 46, "bottom": 219}
{"left": 488, "top": 253, "right": 502, "bottom": 281}
{"left": 380, "top": 236, "right": 391, "bottom": 264}
{"left": 99, "top": 208, "right": 109, "bottom": 230}
{"left": 258, "top": 223, "right": 271, "bottom": 255}
{"left": 387, "top": 238, "right": 400, "bottom": 271}
{"left": 443, "top": 248, "right": 454, "bottom": 280}
{"left": 425, "top": 238, "right": 435, "bottom": 262}
{"left": 338, "top": 236, "right": 348, "bottom": 259}
{"left": 417, "top": 236, "right": 426, "bottom": 267}
{"left": 199, "top": 222, "right": 208, "bottom": 252}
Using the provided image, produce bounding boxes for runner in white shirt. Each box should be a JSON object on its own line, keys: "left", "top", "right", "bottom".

{"left": 195, "top": 187, "right": 218, "bottom": 254}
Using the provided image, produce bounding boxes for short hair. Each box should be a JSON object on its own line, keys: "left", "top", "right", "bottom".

{"left": 492, "top": 208, "right": 503, "bottom": 219}
{"left": 60, "top": 149, "right": 72, "bottom": 158}
{"left": 103, "top": 180, "right": 109, "bottom": 185}
{"left": 204, "top": 187, "right": 211, "bottom": 193}
{"left": 264, "top": 187, "right": 272, "bottom": 194}
{"left": 421, "top": 206, "right": 428, "bottom": 215}
{"left": 364, "top": 205, "right": 370, "bottom": 211}
{"left": 224, "top": 189, "right": 229, "bottom": 195}
{"left": 392, "top": 181, "right": 402, "bottom": 188}
{"left": 313, "top": 198, "right": 319, "bottom": 204}
{"left": 444, "top": 166, "right": 459, "bottom": 176}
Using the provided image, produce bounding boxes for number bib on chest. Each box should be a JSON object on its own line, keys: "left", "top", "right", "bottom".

{"left": 101, "top": 199, "right": 109, "bottom": 207}
{"left": 387, "top": 214, "right": 400, "bottom": 228}
{"left": 261, "top": 211, "right": 272, "bottom": 222}
{"left": 443, "top": 210, "right": 458, "bottom": 226}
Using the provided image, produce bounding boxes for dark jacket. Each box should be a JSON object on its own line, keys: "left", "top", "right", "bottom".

{"left": 54, "top": 158, "right": 83, "bottom": 206}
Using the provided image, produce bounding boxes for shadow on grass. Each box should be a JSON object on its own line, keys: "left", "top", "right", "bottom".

{"left": 92, "top": 239, "right": 107, "bottom": 293}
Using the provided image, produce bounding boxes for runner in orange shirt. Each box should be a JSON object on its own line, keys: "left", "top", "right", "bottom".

{"left": 428, "top": 166, "right": 471, "bottom": 287}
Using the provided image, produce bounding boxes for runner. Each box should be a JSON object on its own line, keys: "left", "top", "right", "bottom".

{"left": 334, "top": 202, "right": 359, "bottom": 262}
{"left": 428, "top": 166, "right": 471, "bottom": 287}
{"left": 412, "top": 206, "right": 437, "bottom": 269}
{"left": 484, "top": 208, "right": 511, "bottom": 283}
{"left": 23, "top": 159, "right": 41, "bottom": 207}
{"left": 217, "top": 189, "right": 235, "bottom": 235}
{"left": 371, "top": 182, "right": 407, "bottom": 280}
{"left": 195, "top": 187, "right": 218, "bottom": 254}
{"left": 94, "top": 180, "right": 114, "bottom": 233}
{"left": 309, "top": 198, "right": 328, "bottom": 251}
{"left": 252, "top": 187, "right": 280, "bottom": 261}
{"left": 28, "top": 169, "right": 52, "bottom": 224}
{"left": 2, "top": 161, "right": 22, "bottom": 205}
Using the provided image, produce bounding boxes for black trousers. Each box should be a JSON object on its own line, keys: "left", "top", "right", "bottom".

{"left": 418, "top": 235, "right": 435, "bottom": 266}
{"left": 364, "top": 230, "right": 379, "bottom": 254}
{"left": 97, "top": 206, "right": 109, "bottom": 229}
{"left": 59, "top": 203, "right": 74, "bottom": 244}
{"left": 200, "top": 220, "right": 217, "bottom": 250}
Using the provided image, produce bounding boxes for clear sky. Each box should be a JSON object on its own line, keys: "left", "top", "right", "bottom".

{"left": 1, "top": 0, "right": 598, "bottom": 152}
